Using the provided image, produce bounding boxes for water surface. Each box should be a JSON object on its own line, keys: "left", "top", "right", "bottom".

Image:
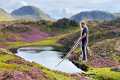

{"left": 16, "top": 47, "right": 83, "bottom": 73}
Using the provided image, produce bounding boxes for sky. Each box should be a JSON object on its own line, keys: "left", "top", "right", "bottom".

{"left": 0, "top": 0, "right": 120, "bottom": 19}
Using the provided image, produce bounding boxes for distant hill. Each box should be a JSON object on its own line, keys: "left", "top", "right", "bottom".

{"left": 0, "top": 8, "right": 13, "bottom": 21}
{"left": 52, "top": 18, "right": 79, "bottom": 28}
{"left": 11, "top": 6, "right": 52, "bottom": 21}
{"left": 113, "top": 13, "right": 120, "bottom": 18}
{"left": 70, "top": 11, "right": 116, "bottom": 22}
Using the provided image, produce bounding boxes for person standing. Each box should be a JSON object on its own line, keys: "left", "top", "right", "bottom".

{"left": 56, "top": 21, "right": 89, "bottom": 67}
{"left": 80, "top": 22, "right": 89, "bottom": 62}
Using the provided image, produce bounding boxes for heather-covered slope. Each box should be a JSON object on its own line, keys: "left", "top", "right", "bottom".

{"left": 0, "top": 19, "right": 79, "bottom": 48}
{"left": 0, "top": 23, "right": 50, "bottom": 43}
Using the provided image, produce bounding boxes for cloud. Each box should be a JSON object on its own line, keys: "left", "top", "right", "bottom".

{"left": 0, "top": 0, "right": 120, "bottom": 19}
{"left": 20, "top": 1, "right": 28, "bottom": 6}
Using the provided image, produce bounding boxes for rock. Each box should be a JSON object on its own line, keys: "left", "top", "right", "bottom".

{"left": 0, "top": 48, "right": 13, "bottom": 54}
{"left": 72, "top": 61, "right": 89, "bottom": 71}
{"left": 9, "top": 48, "right": 18, "bottom": 53}
{"left": 68, "top": 52, "right": 80, "bottom": 61}
{"left": 111, "top": 66, "right": 120, "bottom": 72}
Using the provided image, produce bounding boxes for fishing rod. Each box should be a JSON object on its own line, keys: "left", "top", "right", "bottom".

{"left": 55, "top": 37, "right": 81, "bottom": 67}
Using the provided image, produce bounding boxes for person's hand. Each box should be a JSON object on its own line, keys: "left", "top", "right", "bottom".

{"left": 66, "top": 54, "right": 71, "bottom": 59}
{"left": 78, "top": 37, "right": 82, "bottom": 41}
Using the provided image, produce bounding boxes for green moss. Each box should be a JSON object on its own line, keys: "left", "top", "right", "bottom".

{"left": 0, "top": 54, "right": 16, "bottom": 62}
{"left": 87, "top": 68, "right": 120, "bottom": 80}
{"left": 0, "top": 62, "right": 18, "bottom": 69}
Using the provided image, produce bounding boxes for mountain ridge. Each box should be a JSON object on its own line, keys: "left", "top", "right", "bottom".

{"left": 70, "top": 10, "right": 116, "bottom": 22}
{"left": 11, "top": 6, "right": 52, "bottom": 21}
{"left": 0, "top": 8, "right": 13, "bottom": 21}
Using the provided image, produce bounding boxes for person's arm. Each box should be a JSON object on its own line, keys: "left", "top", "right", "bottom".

{"left": 81, "top": 33, "right": 87, "bottom": 39}
{"left": 81, "top": 28, "right": 87, "bottom": 39}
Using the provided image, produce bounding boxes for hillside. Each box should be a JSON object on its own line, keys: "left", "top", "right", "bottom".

{"left": 57, "top": 19, "right": 120, "bottom": 80}
{"left": 0, "top": 48, "right": 88, "bottom": 80}
{"left": 59, "top": 19, "right": 120, "bottom": 67}
{"left": 0, "top": 23, "right": 50, "bottom": 44}
{"left": 71, "top": 11, "right": 115, "bottom": 22}
{"left": 0, "top": 8, "right": 13, "bottom": 21}
{"left": 0, "top": 19, "right": 79, "bottom": 48}
{"left": 11, "top": 6, "right": 51, "bottom": 21}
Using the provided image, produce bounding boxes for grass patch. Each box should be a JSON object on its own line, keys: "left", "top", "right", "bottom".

{"left": 87, "top": 68, "right": 120, "bottom": 80}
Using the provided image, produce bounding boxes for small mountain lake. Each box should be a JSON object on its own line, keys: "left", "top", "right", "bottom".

{"left": 16, "top": 47, "right": 83, "bottom": 73}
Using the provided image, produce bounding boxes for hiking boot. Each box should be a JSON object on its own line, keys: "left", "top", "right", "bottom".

{"left": 82, "top": 60, "right": 87, "bottom": 63}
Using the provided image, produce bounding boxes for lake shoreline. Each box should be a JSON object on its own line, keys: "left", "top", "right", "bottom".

{"left": 16, "top": 47, "right": 84, "bottom": 73}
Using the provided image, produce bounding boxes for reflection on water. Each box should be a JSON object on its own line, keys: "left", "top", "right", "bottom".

{"left": 16, "top": 47, "right": 83, "bottom": 73}
{"left": 19, "top": 47, "right": 54, "bottom": 52}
